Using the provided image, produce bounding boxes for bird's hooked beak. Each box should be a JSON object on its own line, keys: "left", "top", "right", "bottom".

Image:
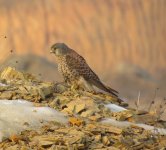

{"left": 50, "top": 49, "right": 54, "bottom": 53}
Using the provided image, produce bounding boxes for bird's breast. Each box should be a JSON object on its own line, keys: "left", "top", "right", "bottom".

{"left": 56, "top": 56, "right": 80, "bottom": 82}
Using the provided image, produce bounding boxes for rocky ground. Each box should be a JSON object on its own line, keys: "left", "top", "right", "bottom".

{"left": 0, "top": 67, "right": 166, "bottom": 150}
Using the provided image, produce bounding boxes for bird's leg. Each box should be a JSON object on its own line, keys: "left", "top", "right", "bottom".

{"left": 70, "top": 81, "right": 80, "bottom": 91}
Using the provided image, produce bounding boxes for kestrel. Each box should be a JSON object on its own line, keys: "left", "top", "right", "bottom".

{"left": 50, "top": 43, "right": 118, "bottom": 96}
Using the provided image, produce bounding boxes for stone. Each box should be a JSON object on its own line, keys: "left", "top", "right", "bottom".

{"left": 75, "top": 103, "right": 86, "bottom": 113}
{"left": 81, "top": 110, "right": 95, "bottom": 117}
{"left": 102, "top": 136, "right": 110, "bottom": 146}
{"left": 94, "top": 134, "right": 101, "bottom": 142}
{"left": 89, "top": 113, "right": 102, "bottom": 121}
{"left": 69, "top": 117, "right": 84, "bottom": 126}
{"left": 63, "top": 104, "right": 75, "bottom": 114}
{"left": 37, "top": 83, "right": 53, "bottom": 99}
{"left": 0, "top": 67, "right": 165, "bottom": 149}
{"left": 0, "top": 92, "right": 13, "bottom": 99}
{"left": 0, "top": 67, "right": 35, "bottom": 81}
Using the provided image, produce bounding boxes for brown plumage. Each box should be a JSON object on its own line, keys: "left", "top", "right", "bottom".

{"left": 50, "top": 43, "right": 118, "bottom": 96}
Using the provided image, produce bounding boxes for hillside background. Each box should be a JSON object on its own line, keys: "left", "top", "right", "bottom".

{"left": 0, "top": 0, "right": 165, "bottom": 106}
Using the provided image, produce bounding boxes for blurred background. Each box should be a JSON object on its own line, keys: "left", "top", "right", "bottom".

{"left": 0, "top": 0, "right": 165, "bottom": 106}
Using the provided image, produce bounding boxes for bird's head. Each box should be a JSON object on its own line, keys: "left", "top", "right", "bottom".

{"left": 50, "top": 43, "right": 70, "bottom": 56}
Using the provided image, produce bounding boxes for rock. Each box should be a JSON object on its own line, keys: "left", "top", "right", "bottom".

{"left": 37, "top": 83, "right": 53, "bottom": 99}
{"left": 106, "top": 147, "right": 120, "bottom": 150}
{"left": 75, "top": 103, "right": 86, "bottom": 113}
{"left": 0, "top": 92, "right": 13, "bottom": 99}
{"left": 89, "top": 113, "right": 102, "bottom": 121}
{"left": 5, "top": 145, "right": 19, "bottom": 150}
{"left": 133, "top": 113, "right": 156, "bottom": 125}
{"left": 0, "top": 67, "right": 35, "bottom": 81}
{"left": 68, "top": 129, "right": 85, "bottom": 137}
{"left": 9, "top": 134, "right": 22, "bottom": 142}
{"left": 94, "top": 134, "right": 101, "bottom": 142}
{"left": 17, "top": 83, "right": 53, "bottom": 100}
{"left": 102, "top": 136, "right": 110, "bottom": 146}
{"left": 18, "top": 86, "right": 29, "bottom": 94}
{"left": 81, "top": 110, "right": 95, "bottom": 117}
{"left": 0, "top": 67, "right": 165, "bottom": 149}
{"left": 112, "top": 110, "right": 133, "bottom": 121}
{"left": 63, "top": 103, "right": 75, "bottom": 114}
{"left": 1, "top": 67, "right": 24, "bottom": 80}
{"left": 135, "top": 110, "right": 148, "bottom": 115}
{"left": 99, "top": 125, "right": 122, "bottom": 134}
{"left": 32, "top": 135, "right": 63, "bottom": 147}
{"left": 54, "top": 83, "right": 68, "bottom": 93}
{"left": 69, "top": 117, "right": 84, "bottom": 126}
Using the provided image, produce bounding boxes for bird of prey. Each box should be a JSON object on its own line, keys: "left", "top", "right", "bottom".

{"left": 50, "top": 43, "right": 118, "bottom": 96}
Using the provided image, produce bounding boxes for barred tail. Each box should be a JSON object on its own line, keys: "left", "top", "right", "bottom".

{"left": 90, "top": 79, "right": 118, "bottom": 97}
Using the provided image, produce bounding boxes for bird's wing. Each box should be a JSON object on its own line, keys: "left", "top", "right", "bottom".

{"left": 66, "top": 50, "right": 119, "bottom": 95}
{"left": 65, "top": 50, "right": 99, "bottom": 80}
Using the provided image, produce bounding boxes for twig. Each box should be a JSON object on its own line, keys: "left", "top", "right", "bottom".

{"left": 148, "top": 88, "right": 159, "bottom": 112}
{"left": 135, "top": 91, "right": 141, "bottom": 111}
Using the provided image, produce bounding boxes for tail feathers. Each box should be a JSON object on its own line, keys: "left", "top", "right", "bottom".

{"left": 106, "top": 86, "right": 119, "bottom": 94}
{"left": 90, "top": 79, "right": 118, "bottom": 97}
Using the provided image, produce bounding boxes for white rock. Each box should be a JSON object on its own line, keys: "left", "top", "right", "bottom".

{"left": 101, "top": 118, "right": 166, "bottom": 135}
{"left": 0, "top": 99, "right": 68, "bottom": 142}
{"left": 0, "top": 83, "right": 7, "bottom": 86}
{"left": 105, "top": 103, "right": 127, "bottom": 112}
